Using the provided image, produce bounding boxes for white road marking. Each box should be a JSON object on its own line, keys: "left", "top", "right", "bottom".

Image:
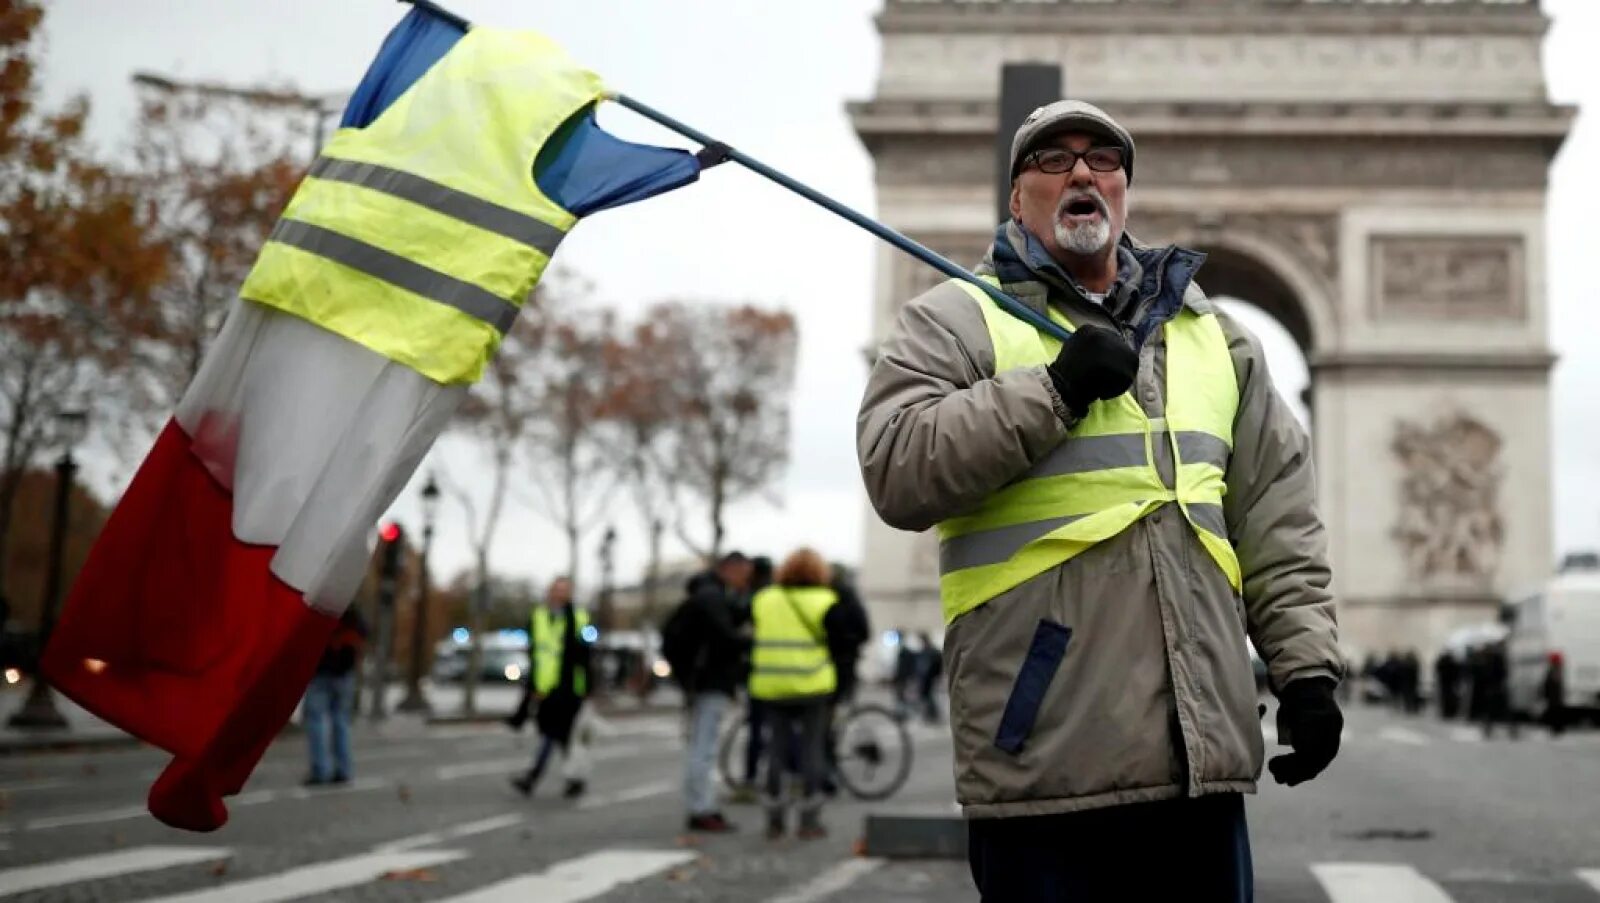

{"left": 1376, "top": 726, "right": 1430, "bottom": 746}
{"left": 0, "top": 777, "right": 71, "bottom": 793}
{"left": 375, "top": 813, "right": 525, "bottom": 853}
{"left": 1448, "top": 726, "right": 1483, "bottom": 743}
{"left": 435, "top": 849, "right": 696, "bottom": 902}
{"left": 437, "top": 757, "right": 529, "bottom": 781}
{"left": 24, "top": 804, "right": 150, "bottom": 831}
{"left": 1577, "top": 869, "right": 1600, "bottom": 893}
{"left": 1312, "top": 863, "right": 1455, "bottom": 903}
{"left": 0, "top": 846, "right": 231, "bottom": 895}
{"left": 1261, "top": 723, "right": 1278, "bottom": 745}
{"left": 138, "top": 849, "right": 466, "bottom": 903}
{"left": 763, "top": 858, "right": 886, "bottom": 903}
{"left": 575, "top": 779, "right": 675, "bottom": 811}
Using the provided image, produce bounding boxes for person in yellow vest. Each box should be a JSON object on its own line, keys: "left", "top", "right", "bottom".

{"left": 511, "top": 577, "right": 593, "bottom": 800}
{"left": 856, "top": 100, "right": 1344, "bottom": 902}
{"left": 748, "top": 548, "right": 847, "bottom": 841}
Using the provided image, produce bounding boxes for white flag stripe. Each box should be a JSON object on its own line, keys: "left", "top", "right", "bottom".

{"left": 1577, "top": 869, "right": 1600, "bottom": 893}
{"left": 1312, "top": 863, "right": 1455, "bottom": 903}
{"left": 436, "top": 849, "right": 696, "bottom": 903}
{"left": 0, "top": 846, "right": 232, "bottom": 895}
{"left": 376, "top": 813, "right": 526, "bottom": 853}
{"left": 138, "top": 849, "right": 465, "bottom": 903}
{"left": 763, "top": 858, "right": 886, "bottom": 903}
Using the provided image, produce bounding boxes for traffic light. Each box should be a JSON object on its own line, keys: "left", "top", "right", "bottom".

{"left": 379, "top": 521, "right": 404, "bottom": 578}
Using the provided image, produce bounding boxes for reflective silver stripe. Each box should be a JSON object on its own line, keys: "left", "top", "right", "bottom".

{"left": 939, "top": 514, "right": 1087, "bottom": 574}
{"left": 752, "top": 664, "right": 829, "bottom": 675}
{"left": 308, "top": 156, "right": 566, "bottom": 256}
{"left": 755, "top": 639, "right": 824, "bottom": 650}
{"left": 1176, "top": 432, "right": 1231, "bottom": 470}
{"left": 270, "top": 219, "right": 520, "bottom": 333}
{"left": 1025, "top": 433, "right": 1147, "bottom": 479}
{"left": 1188, "top": 502, "right": 1228, "bottom": 538}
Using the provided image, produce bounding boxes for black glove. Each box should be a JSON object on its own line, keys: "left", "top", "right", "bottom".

{"left": 1268, "top": 677, "right": 1343, "bottom": 786}
{"left": 1046, "top": 325, "right": 1139, "bottom": 419}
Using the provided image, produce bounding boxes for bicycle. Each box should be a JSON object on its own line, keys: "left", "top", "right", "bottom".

{"left": 717, "top": 699, "right": 914, "bottom": 802}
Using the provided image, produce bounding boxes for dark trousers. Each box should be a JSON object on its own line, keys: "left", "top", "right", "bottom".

{"left": 967, "top": 793, "right": 1253, "bottom": 903}
{"left": 764, "top": 699, "right": 827, "bottom": 816}
{"left": 743, "top": 697, "right": 768, "bottom": 784}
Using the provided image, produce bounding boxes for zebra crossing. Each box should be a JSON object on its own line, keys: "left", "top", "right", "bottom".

{"left": 3, "top": 839, "right": 1600, "bottom": 901}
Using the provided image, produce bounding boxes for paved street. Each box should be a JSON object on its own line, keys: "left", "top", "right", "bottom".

{"left": 0, "top": 696, "right": 1597, "bottom": 901}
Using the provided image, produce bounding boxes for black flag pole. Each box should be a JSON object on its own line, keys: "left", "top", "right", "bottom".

{"left": 396, "top": 0, "right": 1072, "bottom": 342}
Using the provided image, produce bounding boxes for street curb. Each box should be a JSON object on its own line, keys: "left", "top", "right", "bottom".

{"left": 861, "top": 811, "right": 967, "bottom": 859}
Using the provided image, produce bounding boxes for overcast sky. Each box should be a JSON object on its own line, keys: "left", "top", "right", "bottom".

{"left": 37, "top": 0, "right": 1600, "bottom": 597}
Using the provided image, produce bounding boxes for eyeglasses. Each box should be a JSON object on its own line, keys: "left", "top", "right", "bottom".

{"left": 1024, "top": 146, "right": 1125, "bottom": 175}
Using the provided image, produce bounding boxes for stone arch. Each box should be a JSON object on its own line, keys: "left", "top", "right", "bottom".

{"left": 1151, "top": 226, "right": 1336, "bottom": 358}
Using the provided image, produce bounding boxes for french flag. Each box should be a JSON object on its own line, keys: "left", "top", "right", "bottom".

{"left": 39, "top": 6, "right": 701, "bottom": 832}
{"left": 43, "top": 303, "right": 467, "bottom": 831}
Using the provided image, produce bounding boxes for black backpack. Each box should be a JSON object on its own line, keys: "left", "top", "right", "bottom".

{"left": 658, "top": 598, "right": 701, "bottom": 689}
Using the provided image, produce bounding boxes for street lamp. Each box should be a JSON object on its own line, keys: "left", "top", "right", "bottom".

{"left": 598, "top": 525, "right": 617, "bottom": 631}
{"left": 9, "top": 409, "right": 88, "bottom": 729}
{"left": 131, "top": 71, "right": 348, "bottom": 156}
{"left": 398, "top": 475, "right": 440, "bottom": 714}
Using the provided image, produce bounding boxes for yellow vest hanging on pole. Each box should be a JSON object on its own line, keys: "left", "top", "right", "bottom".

{"left": 240, "top": 26, "right": 606, "bottom": 385}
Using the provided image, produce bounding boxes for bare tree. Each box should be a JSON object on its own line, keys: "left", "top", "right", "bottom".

{"left": 646, "top": 303, "right": 798, "bottom": 559}
{"left": 117, "top": 77, "right": 305, "bottom": 428}
{"left": 521, "top": 294, "right": 618, "bottom": 585}
{"left": 0, "top": 0, "right": 167, "bottom": 604}
{"left": 444, "top": 311, "right": 544, "bottom": 715}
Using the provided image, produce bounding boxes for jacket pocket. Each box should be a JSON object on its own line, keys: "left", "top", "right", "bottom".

{"left": 994, "top": 619, "right": 1073, "bottom": 755}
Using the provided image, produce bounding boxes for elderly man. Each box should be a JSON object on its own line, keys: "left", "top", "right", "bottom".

{"left": 856, "top": 100, "right": 1344, "bottom": 901}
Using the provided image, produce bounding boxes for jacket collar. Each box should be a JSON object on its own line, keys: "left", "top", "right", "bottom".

{"left": 977, "top": 220, "right": 1208, "bottom": 346}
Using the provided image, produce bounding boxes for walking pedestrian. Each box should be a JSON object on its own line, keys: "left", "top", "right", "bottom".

{"left": 510, "top": 577, "right": 595, "bottom": 800}
{"left": 1434, "top": 649, "right": 1462, "bottom": 720}
{"left": 749, "top": 548, "right": 851, "bottom": 840}
{"left": 856, "top": 99, "right": 1343, "bottom": 901}
{"left": 670, "top": 552, "right": 753, "bottom": 832}
{"left": 302, "top": 606, "right": 367, "bottom": 786}
{"left": 915, "top": 631, "right": 943, "bottom": 724}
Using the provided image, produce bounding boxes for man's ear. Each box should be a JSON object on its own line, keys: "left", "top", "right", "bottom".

{"left": 1008, "top": 181, "right": 1023, "bottom": 221}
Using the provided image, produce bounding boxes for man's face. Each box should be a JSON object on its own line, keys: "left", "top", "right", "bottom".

{"left": 547, "top": 578, "right": 572, "bottom": 607}
{"left": 1009, "top": 131, "right": 1129, "bottom": 267}
{"left": 719, "top": 560, "right": 753, "bottom": 592}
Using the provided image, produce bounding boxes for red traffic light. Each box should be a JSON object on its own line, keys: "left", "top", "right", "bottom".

{"left": 379, "top": 522, "right": 402, "bottom": 543}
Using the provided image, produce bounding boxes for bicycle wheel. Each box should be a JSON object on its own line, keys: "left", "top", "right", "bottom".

{"left": 717, "top": 713, "right": 753, "bottom": 791}
{"left": 833, "top": 701, "right": 914, "bottom": 801}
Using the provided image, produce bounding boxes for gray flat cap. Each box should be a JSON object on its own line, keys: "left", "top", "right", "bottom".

{"left": 1009, "top": 99, "right": 1135, "bottom": 183}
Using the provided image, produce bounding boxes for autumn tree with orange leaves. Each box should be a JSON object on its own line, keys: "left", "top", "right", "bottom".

{"left": 0, "top": 0, "right": 167, "bottom": 612}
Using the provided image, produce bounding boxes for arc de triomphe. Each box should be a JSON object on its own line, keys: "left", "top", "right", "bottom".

{"left": 851, "top": 0, "right": 1572, "bottom": 659}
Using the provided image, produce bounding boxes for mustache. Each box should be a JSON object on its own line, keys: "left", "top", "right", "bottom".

{"left": 1055, "top": 189, "right": 1108, "bottom": 219}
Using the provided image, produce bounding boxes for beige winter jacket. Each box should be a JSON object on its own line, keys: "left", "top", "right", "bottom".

{"left": 857, "top": 223, "right": 1341, "bottom": 819}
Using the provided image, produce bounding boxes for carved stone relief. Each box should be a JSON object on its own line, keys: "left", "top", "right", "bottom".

{"left": 1391, "top": 412, "right": 1504, "bottom": 583}
{"left": 1371, "top": 235, "right": 1524, "bottom": 321}
{"left": 1132, "top": 211, "right": 1340, "bottom": 290}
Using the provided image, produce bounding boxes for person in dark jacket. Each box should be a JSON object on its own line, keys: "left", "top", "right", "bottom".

{"left": 511, "top": 577, "right": 595, "bottom": 799}
{"left": 303, "top": 606, "right": 367, "bottom": 786}
{"left": 1434, "top": 650, "right": 1462, "bottom": 720}
{"left": 679, "top": 552, "right": 753, "bottom": 832}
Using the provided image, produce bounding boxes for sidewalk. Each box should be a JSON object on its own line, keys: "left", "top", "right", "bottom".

{"left": 0, "top": 678, "right": 683, "bottom": 755}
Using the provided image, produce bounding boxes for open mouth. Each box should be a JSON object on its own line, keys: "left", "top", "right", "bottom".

{"left": 1062, "top": 198, "right": 1102, "bottom": 219}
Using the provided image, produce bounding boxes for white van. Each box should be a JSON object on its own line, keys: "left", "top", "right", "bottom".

{"left": 1505, "top": 570, "right": 1600, "bottom": 721}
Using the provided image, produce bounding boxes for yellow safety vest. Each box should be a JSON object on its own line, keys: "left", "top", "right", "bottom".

{"left": 749, "top": 586, "right": 838, "bottom": 701}
{"left": 239, "top": 26, "right": 606, "bottom": 385}
{"left": 531, "top": 605, "right": 591, "bottom": 697}
{"left": 938, "top": 277, "right": 1242, "bottom": 625}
